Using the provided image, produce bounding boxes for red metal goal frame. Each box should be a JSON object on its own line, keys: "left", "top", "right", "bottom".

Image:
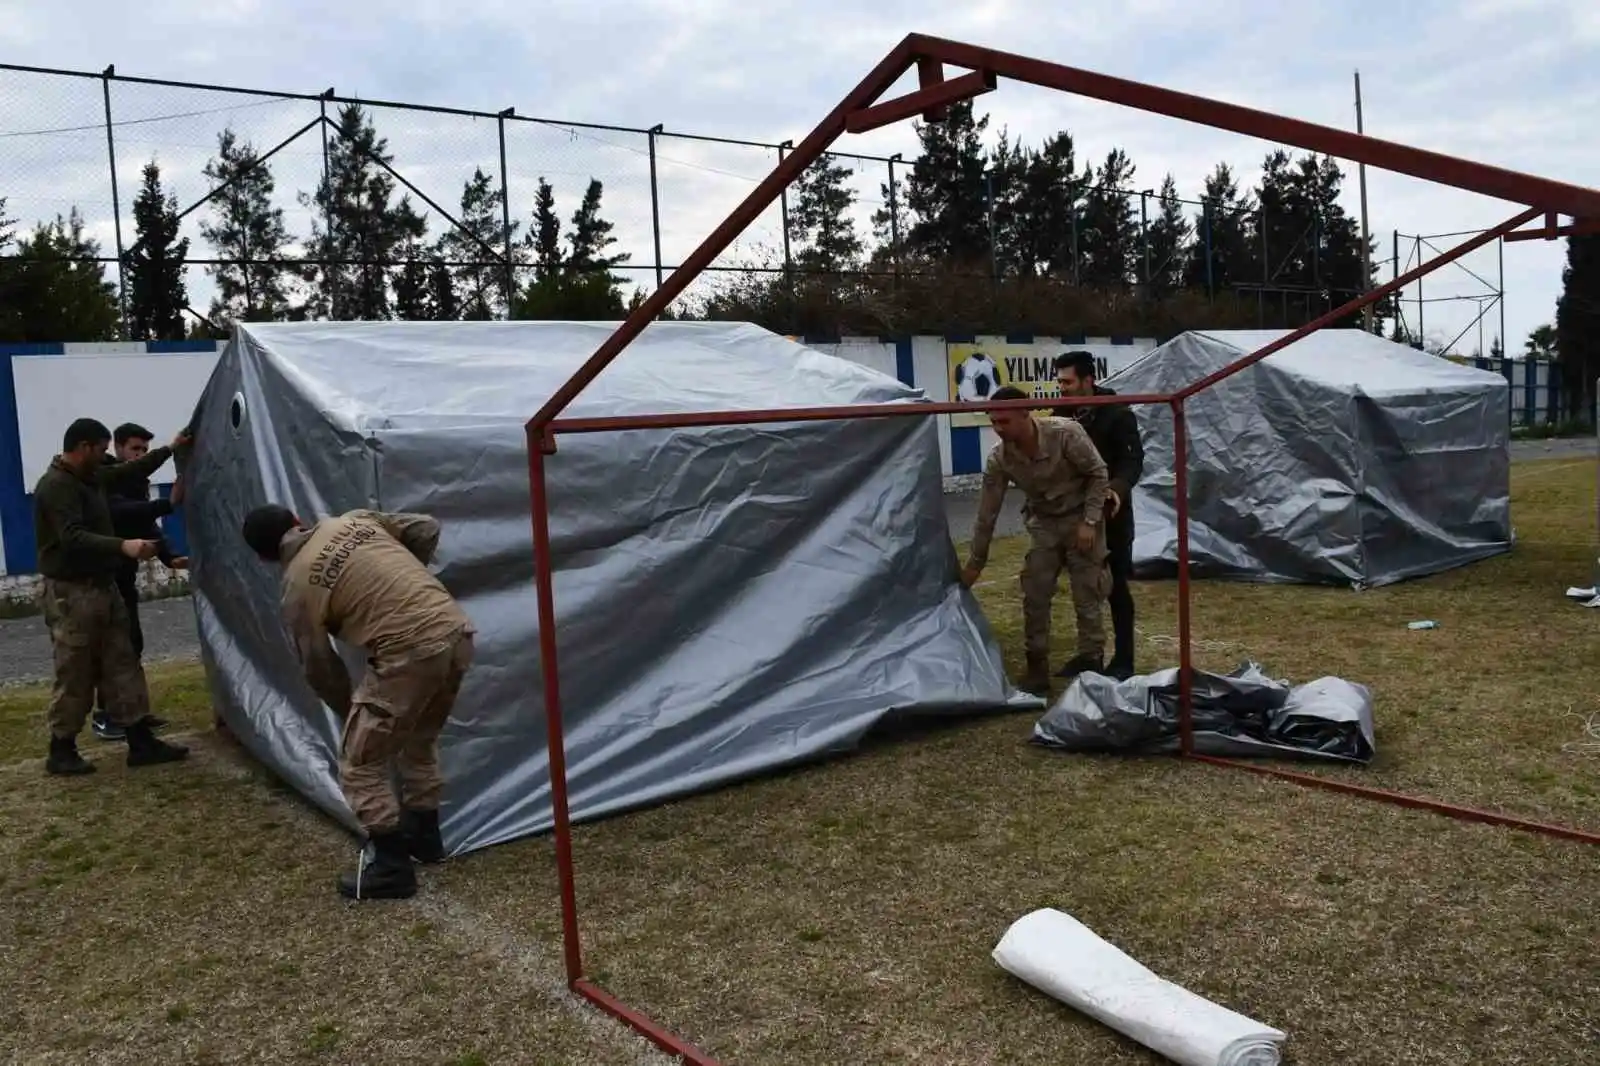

{"left": 521, "top": 34, "right": 1600, "bottom": 1063}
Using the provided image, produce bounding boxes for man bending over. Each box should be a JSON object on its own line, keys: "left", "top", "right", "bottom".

{"left": 242, "top": 505, "right": 476, "bottom": 901}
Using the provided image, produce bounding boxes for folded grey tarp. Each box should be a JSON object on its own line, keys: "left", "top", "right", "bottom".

{"left": 1033, "top": 662, "right": 1376, "bottom": 764}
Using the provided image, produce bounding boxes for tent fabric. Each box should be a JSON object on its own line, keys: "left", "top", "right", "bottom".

{"left": 182, "top": 320, "right": 1037, "bottom": 856}
{"left": 1032, "top": 661, "right": 1376, "bottom": 764}
{"left": 1106, "top": 328, "right": 1512, "bottom": 588}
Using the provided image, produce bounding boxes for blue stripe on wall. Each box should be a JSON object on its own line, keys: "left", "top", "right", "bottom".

{"left": 893, "top": 337, "right": 914, "bottom": 387}
{"left": 0, "top": 352, "right": 36, "bottom": 573}
{"left": 156, "top": 481, "right": 189, "bottom": 557}
{"left": 950, "top": 426, "right": 983, "bottom": 475}
{"left": 146, "top": 339, "right": 222, "bottom": 354}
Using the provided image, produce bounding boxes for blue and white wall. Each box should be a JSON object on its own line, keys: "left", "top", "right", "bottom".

{"left": 796, "top": 334, "right": 1158, "bottom": 480}
{"left": 0, "top": 340, "right": 224, "bottom": 580}
{"left": 0, "top": 333, "right": 1160, "bottom": 576}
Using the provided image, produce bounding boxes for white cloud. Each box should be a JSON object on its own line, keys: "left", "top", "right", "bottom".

{"left": 0, "top": 0, "right": 1593, "bottom": 351}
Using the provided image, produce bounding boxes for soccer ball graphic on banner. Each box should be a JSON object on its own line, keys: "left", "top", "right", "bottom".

{"left": 953, "top": 351, "right": 1001, "bottom": 402}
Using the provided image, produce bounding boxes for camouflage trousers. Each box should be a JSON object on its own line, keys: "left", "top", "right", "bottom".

{"left": 1019, "top": 514, "right": 1112, "bottom": 660}
{"left": 340, "top": 629, "right": 475, "bottom": 835}
{"left": 40, "top": 577, "right": 151, "bottom": 739}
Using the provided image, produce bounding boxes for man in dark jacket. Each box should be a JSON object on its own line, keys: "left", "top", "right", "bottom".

{"left": 34, "top": 417, "right": 191, "bottom": 775}
{"left": 91, "top": 423, "right": 185, "bottom": 740}
{"left": 1053, "top": 351, "right": 1144, "bottom": 680}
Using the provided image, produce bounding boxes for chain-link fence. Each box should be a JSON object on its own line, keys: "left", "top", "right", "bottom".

{"left": 0, "top": 62, "right": 1504, "bottom": 344}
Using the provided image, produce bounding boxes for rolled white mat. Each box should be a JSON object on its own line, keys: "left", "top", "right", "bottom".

{"left": 992, "top": 908, "right": 1286, "bottom": 1066}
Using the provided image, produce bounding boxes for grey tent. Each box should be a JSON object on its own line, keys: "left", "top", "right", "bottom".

{"left": 1107, "top": 328, "right": 1511, "bottom": 588}
{"left": 181, "top": 320, "right": 1034, "bottom": 856}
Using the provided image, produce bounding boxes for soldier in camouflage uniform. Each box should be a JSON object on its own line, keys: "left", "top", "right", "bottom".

{"left": 243, "top": 504, "right": 476, "bottom": 901}
{"left": 33, "top": 417, "right": 192, "bottom": 775}
{"left": 960, "top": 386, "right": 1112, "bottom": 696}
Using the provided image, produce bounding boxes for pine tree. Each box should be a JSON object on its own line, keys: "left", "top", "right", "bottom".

{"left": 0, "top": 209, "right": 120, "bottom": 342}
{"left": 1524, "top": 323, "right": 1556, "bottom": 360}
{"left": 199, "top": 128, "right": 294, "bottom": 328}
{"left": 428, "top": 256, "right": 460, "bottom": 321}
{"left": 565, "top": 178, "right": 627, "bottom": 274}
{"left": 1077, "top": 148, "right": 1139, "bottom": 287}
{"left": 124, "top": 160, "right": 191, "bottom": 341}
{"left": 1143, "top": 174, "right": 1191, "bottom": 296}
{"left": 529, "top": 178, "right": 562, "bottom": 282}
{"left": 1012, "top": 132, "right": 1089, "bottom": 280}
{"left": 1288, "top": 154, "right": 1384, "bottom": 327}
{"left": 437, "top": 167, "right": 519, "bottom": 319}
{"left": 392, "top": 237, "right": 434, "bottom": 320}
{"left": 1553, "top": 237, "right": 1600, "bottom": 421}
{"left": 562, "top": 178, "right": 628, "bottom": 314}
{"left": 515, "top": 177, "right": 629, "bottom": 318}
{"left": 901, "top": 100, "right": 990, "bottom": 266}
{"left": 1184, "top": 163, "right": 1254, "bottom": 293}
{"left": 790, "top": 154, "right": 863, "bottom": 273}
{"left": 299, "top": 102, "right": 428, "bottom": 320}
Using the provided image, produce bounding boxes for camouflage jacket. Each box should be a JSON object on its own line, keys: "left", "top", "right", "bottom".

{"left": 32, "top": 445, "right": 173, "bottom": 583}
{"left": 277, "top": 509, "right": 473, "bottom": 716}
{"left": 964, "top": 417, "right": 1109, "bottom": 572}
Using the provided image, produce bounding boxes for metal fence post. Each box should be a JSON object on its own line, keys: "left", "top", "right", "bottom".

{"left": 100, "top": 65, "right": 128, "bottom": 338}
{"left": 648, "top": 124, "right": 664, "bottom": 287}
{"left": 886, "top": 153, "right": 902, "bottom": 285}
{"left": 777, "top": 140, "right": 794, "bottom": 272}
{"left": 498, "top": 107, "right": 516, "bottom": 317}
{"left": 319, "top": 89, "right": 335, "bottom": 314}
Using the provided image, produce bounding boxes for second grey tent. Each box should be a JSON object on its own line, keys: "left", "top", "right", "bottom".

{"left": 1106, "top": 328, "right": 1512, "bottom": 588}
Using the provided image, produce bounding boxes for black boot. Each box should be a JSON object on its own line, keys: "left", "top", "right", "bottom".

{"left": 125, "top": 719, "right": 189, "bottom": 767}
{"left": 1054, "top": 652, "right": 1105, "bottom": 678}
{"left": 400, "top": 808, "right": 445, "bottom": 864}
{"left": 1018, "top": 652, "right": 1053, "bottom": 697}
{"left": 45, "top": 736, "right": 96, "bottom": 776}
{"left": 1104, "top": 658, "right": 1135, "bottom": 682}
{"left": 338, "top": 830, "right": 417, "bottom": 900}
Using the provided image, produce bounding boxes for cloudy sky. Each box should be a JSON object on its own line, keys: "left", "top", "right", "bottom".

{"left": 1, "top": 0, "right": 1594, "bottom": 354}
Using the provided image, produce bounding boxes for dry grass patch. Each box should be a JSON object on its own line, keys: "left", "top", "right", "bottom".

{"left": 0, "top": 455, "right": 1595, "bottom": 1065}
{"left": 0, "top": 659, "right": 216, "bottom": 765}
{"left": 0, "top": 735, "right": 673, "bottom": 1065}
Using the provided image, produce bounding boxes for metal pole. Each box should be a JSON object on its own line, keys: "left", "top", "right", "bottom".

{"left": 1393, "top": 229, "right": 1401, "bottom": 338}
{"left": 1415, "top": 234, "right": 1424, "bottom": 343}
{"left": 1173, "top": 397, "right": 1194, "bottom": 755}
{"left": 101, "top": 66, "right": 128, "bottom": 337}
{"left": 1355, "top": 70, "right": 1373, "bottom": 332}
{"left": 1140, "top": 189, "right": 1151, "bottom": 286}
{"left": 497, "top": 107, "right": 516, "bottom": 318}
{"left": 1203, "top": 203, "right": 1214, "bottom": 297}
{"left": 525, "top": 438, "right": 584, "bottom": 987}
{"left": 527, "top": 432, "right": 734, "bottom": 1065}
{"left": 1498, "top": 235, "right": 1506, "bottom": 356}
{"left": 887, "top": 153, "right": 902, "bottom": 285}
{"left": 319, "top": 91, "right": 335, "bottom": 314}
{"left": 984, "top": 169, "right": 997, "bottom": 283}
{"left": 648, "top": 124, "right": 664, "bottom": 288}
{"left": 777, "top": 140, "right": 793, "bottom": 272}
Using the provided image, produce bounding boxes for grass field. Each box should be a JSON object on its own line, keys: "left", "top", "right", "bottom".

{"left": 1, "top": 456, "right": 1596, "bottom": 1065}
